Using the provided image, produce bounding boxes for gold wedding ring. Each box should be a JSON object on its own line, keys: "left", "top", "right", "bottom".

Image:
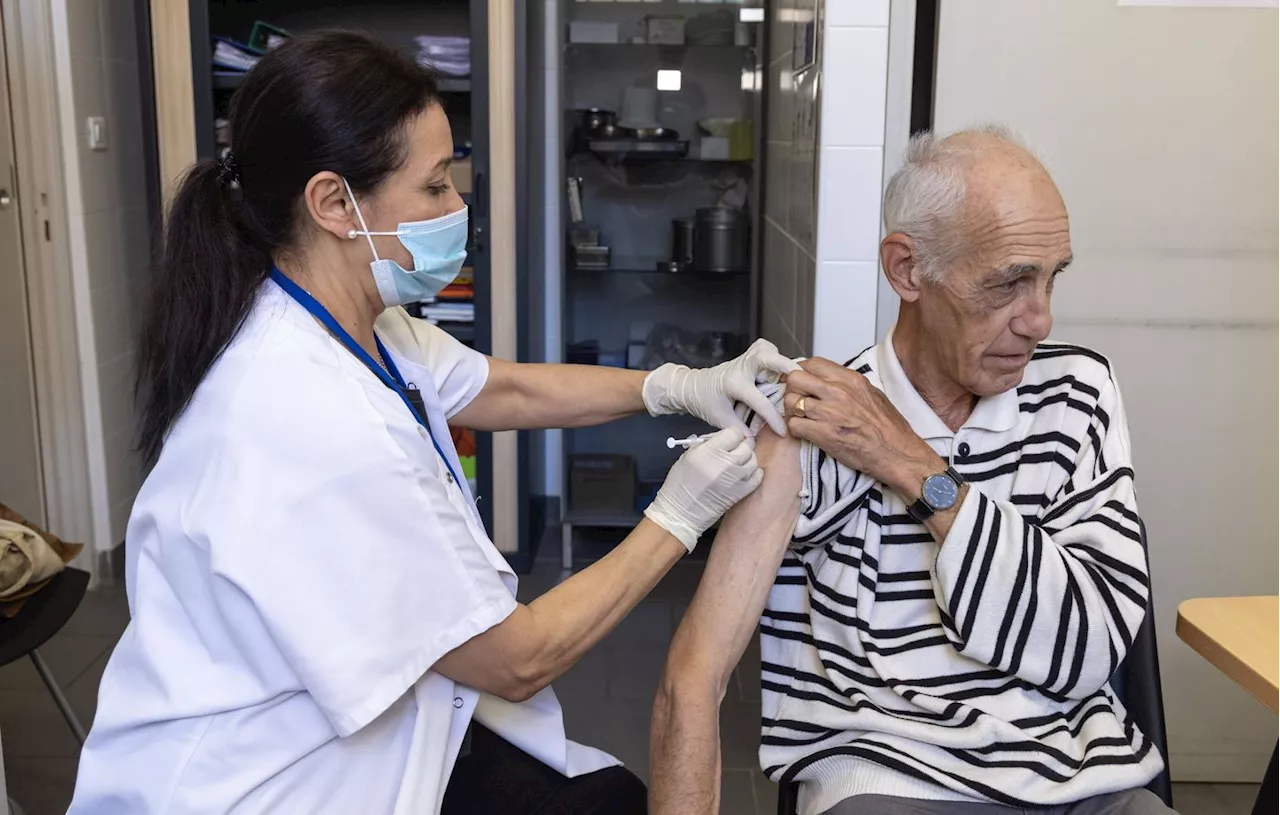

{"left": 794, "top": 397, "right": 807, "bottom": 419}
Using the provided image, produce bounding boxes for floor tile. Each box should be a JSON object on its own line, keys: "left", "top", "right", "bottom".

{"left": 721, "top": 767, "right": 758, "bottom": 815}
{"left": 1171, "top": 782, "right": 1231, "bottom": 815}
{"left": 559, "top": 694, "right": 654, "bottom": 778}
{"left": 609, "top": 646, "right": 669, "bottom": 699}
{"left": 551, "top": 644, "right": 610, "bottom": 699}
{"left": 516, "top": 557, "right": 564, "bottom": 604}
{"left": 60, "top": 588, "right": 129, "bottom": 638}
{"left": 671, "top": 601, "right": 690, "bottom": 634}
{"left": 648, "top": 560, "right": 707, "bottom": 602}
{"left": 1210, "top": 782, "right": 1261, "bottom": 813}
{"left": 0, "top": 689, "right": 82, "bottom": 759}
{"left": 608, "top": 602, "right": 675, "bottom": 649}
{"left": 733, "top": 633, "right": 763, "bottom": 703}
{"left": 0, "top": 633, "right": 114, "bottom": 693}
{"left": 721, "top": 699, "right": 763, "bottom": 771}
{"left": 4, "top": 755, "right": 79, "bottom": 815}
{"left": 753, "top": 771, "right": 780, "bottom": 815}
{"left": 65, "top": 650, "right": 111, "bottom": 728}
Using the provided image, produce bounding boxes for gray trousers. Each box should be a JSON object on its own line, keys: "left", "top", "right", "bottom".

{"left": 822, "top": 789, "right": 1177, "bottom": 815}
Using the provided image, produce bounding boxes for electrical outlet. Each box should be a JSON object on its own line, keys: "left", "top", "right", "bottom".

{"left": 87, "top": 116, "right": 108, "bottom": 151}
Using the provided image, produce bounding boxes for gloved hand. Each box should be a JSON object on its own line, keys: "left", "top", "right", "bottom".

{"left": 642, "top": 339, "right": 800, "bottom": 437}
{"left": 644, "top": 428, "right": 764, "bottom": 552}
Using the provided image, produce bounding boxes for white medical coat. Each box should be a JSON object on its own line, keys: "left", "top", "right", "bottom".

{"left": 69, "top": 282, "right": 616, "bottom": 814}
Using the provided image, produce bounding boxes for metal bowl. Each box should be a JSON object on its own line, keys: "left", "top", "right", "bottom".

{"left": 631, "top": 126, "right": 679, "bottom": 141}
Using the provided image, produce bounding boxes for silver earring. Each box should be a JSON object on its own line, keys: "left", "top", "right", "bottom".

{"left": 347, "top": 229, "right": 358, "bottom": 240}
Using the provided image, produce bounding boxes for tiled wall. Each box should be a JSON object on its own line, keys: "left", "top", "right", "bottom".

{"left": 761, "top": 1, "right": 889, "bottom": 360}
{"left": 759, "top": 0, "right": 820, "bottom": 357}
{"left": 58, "top": 0, "right": 150, "bottom": 550}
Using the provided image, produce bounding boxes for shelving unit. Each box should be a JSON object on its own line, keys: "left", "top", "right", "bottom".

{"left": 180, "top": 0, "right": 535, "bottom": 560}
{"left": 211, "top": 70, "right": 473, "bottom": 94}
{"left": 559, "top": 4, "right": 764, "bottom": 570}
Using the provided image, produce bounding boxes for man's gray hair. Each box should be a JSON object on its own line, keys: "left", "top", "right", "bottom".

{"left": 882, "top": 123, "right": 1031, "bottom": 282}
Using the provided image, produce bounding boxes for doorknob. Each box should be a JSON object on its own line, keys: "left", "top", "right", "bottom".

{"left": 0, "top": 189, "right": 10, "bottom": 209}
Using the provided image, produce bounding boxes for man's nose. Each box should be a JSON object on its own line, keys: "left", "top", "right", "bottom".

{"left": 1012, "top": 293, "right": 1054, "bottom": 341}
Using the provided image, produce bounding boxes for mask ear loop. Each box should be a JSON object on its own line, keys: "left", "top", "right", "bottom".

{"left": 342, "top": 177, "right": 385, "bottom": 262}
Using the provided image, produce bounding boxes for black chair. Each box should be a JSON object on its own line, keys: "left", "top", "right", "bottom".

{"left": 0, "top": 567, "right": 91, "bottom": 745}
{"left": 777, "top": 523, "right": 1172, "bottom": 813}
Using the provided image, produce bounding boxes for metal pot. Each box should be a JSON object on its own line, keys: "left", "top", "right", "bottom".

{"left": 693, "top": 207, "right": 749, "bottom": 273}
{"left": 580, "top": 108, "right": 617, "bottom": 137}
{"left": 631, "top": 126, "right": 680, "bottom": 141}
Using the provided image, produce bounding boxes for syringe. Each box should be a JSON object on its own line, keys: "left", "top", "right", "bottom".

{"left": 665, "top": 432, "right": 718, "bottom": 450}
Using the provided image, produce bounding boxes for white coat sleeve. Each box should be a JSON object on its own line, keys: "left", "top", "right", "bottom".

{"left": 380, "top": 307, "right": 490, "bottom": 418}
{"left": 207, "top": 362, "right": 516, "bottom": 738}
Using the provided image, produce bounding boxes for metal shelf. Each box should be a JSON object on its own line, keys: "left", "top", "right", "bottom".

{"left": 212, "top": 72, "right": 471, "bottom": 93}
{"left": 435, "top": 321, "right": 476, "bottom": 344}
{"left": 570, "top": 266, "right": 748, "bottom": 277}
{"left": 566, "top": 43, "right": 753, "bottom": 53}
{"left": 563, "top": 509, "right": 644, "bottom": 528}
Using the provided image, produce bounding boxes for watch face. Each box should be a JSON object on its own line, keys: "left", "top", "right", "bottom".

{"left": 922, "top": 473, "right": 959, "bottom": 511}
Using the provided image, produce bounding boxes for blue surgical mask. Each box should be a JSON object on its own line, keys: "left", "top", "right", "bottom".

{"left": 343, "top": 177, "right": 469, "bottom": 308}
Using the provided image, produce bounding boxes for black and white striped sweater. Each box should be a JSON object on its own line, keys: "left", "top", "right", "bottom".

{"left": 748, "top": 332, "right": 1163, "bottom": 814}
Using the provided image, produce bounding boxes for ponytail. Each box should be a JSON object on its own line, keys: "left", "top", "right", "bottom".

{"left": 136, "top": 160, "right": 271, "bottom": 463}
{"left": 134, "top": 31, "right": 441, "bottom": 463}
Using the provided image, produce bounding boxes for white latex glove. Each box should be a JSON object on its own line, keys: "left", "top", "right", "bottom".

{"left": 644, "top": 428, "right": 764, "bottom": 552}
{"left": 642, "top": 339, "right": 801, "bottom": 437}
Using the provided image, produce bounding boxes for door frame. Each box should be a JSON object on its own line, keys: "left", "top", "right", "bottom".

{"left": 0, "top": 0, "right": 97, "bottom": 564}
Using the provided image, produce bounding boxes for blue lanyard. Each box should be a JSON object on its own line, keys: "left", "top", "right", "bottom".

{"left": 269, "top": 268, "right": 465, "bottom": 488}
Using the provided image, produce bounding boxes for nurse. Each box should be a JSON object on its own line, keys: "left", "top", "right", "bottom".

{"left": 69, "top": 30, "right": 794, "bottom": 815}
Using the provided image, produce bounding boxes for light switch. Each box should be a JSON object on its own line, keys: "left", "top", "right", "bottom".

{"left": 87, "top": 116, "right": 108, "bottom": 151}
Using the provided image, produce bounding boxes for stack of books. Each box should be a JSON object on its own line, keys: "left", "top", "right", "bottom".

{"left": 416, "top": 267, "right": 474, "bottom": 326}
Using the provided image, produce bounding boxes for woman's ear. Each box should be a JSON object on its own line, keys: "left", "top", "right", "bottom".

{"left": 302, "top": 171, "right": 357, "bottom": 242}
{"left": 880, "top": 233, "right": 925, "bottom": 303}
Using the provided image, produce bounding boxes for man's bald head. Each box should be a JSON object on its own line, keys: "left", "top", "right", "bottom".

{"left": 882, "top": 125, "right": 1064, "bottom": 282}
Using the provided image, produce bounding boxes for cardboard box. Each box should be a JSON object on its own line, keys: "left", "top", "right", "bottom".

{"left": 647, "top": 16, "right": 685, "bottom": 45}
{"left": 570, "top": 21, "right": 619, "bottom": 44}
{"left": 699, "top": 137, "right": 730, "bottom": 161}
{"left": 569, "top": 454, "right": 636, "bottom": 515}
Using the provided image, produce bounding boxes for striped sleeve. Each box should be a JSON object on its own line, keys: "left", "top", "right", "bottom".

{"left": 930, "top": 372, "right": 1148, "bottom": 700}
{"left": 736, "top": 382, "right": 877, "bottom": 552}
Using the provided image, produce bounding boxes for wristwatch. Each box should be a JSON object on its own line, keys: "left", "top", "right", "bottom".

{"left": 906, "top": 467, "right": 965, "bottom": 522}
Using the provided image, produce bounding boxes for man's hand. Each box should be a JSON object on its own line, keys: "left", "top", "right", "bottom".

{"left": 783, "top": 357, "right": 941, "bottom": 499}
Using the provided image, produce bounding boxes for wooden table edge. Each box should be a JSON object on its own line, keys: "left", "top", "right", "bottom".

{"left": 1176, "top": 598, "right": 1279, "bottom": 716}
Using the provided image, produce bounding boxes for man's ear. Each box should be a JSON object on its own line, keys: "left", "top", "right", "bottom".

{"left": 302, "top": 171, "right": 357, "bottom": 242}
{"left": 881, "top": 233, "right": 925, "bottom": 303}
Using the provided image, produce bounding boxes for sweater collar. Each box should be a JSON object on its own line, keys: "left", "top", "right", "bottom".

{"left": 874, "top": 325, "right": 1020, "bottom": 441}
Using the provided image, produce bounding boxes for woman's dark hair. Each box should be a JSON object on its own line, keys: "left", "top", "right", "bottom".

{"left": 136, "top": 30, "right": 441, "bottom": 463}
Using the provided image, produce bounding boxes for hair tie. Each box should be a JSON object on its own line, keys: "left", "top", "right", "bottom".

{"left": 217, "top": 151, "right": 242, "bottom": 186}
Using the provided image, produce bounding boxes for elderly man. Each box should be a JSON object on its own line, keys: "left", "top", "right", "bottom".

{"left": 649, "top": 127, "right": 1173, "bottom": 815}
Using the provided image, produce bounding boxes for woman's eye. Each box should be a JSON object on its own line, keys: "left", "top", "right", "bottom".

{"left": 428, "top": 184, "right": 452, "bottom": 197}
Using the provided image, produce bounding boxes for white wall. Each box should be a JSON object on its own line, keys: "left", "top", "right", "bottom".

{"left": 932, "top": 0, "right": 1278, "bottom": 781}
{"left": 52, "top": 0, "right": 150, "bottom": 555}
{"left": 761, "top": 0, "right": 888, "bottom": 359}
{"left": 810, "top": 1, "right": 888, "bottom": 363}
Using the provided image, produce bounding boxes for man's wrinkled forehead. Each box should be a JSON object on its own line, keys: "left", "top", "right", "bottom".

{"left": 953, "top": 156, "right": 1071, "bottom": 269}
